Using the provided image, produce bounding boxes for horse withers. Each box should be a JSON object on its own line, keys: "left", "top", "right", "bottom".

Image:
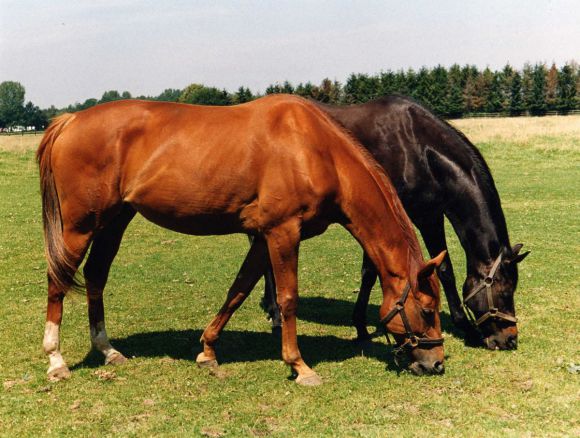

{"left": 37, "top": 95, "right": 446, "bottom": 384}
{"left": 261, "top": 95, "right": 529, "bottom": 350}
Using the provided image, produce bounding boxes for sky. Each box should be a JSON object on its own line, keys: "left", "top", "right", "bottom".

{"left": 1, "top": 0, "right": 579, "bottom": 108}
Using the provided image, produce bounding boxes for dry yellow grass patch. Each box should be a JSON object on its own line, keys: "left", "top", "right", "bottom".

{"left": 451, "top": 115, "right": 580, "bottom": 152}
{"left": 0, "top": 133, "right": 43, "bottom": 152}
{"left": 2, "top": 114, "right": 579, "bottom": 153}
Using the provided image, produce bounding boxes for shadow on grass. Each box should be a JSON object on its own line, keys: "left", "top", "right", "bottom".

{"left": 72, "top": 328, "right": 404, "bottom": 373}
{"left": 72, "top": 295, "right": 469, "bottom": 372}
{"left": 294, "top": 296, "right": 475, "bottom": 343}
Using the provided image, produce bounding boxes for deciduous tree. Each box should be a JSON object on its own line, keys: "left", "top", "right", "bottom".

{"left": 0, "top": 81, "right": 26, "bottom": 128}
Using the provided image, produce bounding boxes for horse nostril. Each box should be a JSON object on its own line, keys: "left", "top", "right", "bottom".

{"left": 433, "top": 361, "right": 445, "bottom": 374}
{"left": 506, "top": 335, "right": 518, "bottom": 350}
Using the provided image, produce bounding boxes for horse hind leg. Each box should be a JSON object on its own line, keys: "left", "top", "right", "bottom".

{"left": 197, "top": 236, "right": 269, "bottom": 367}
{"left": 44, "top": 229, "right": 92, "bottom": 381}
{"left": 249, "top": 235, "right": 282, "bottom": 331}
{"left": 83, "top": 205, "right": 136, "bottom": 366}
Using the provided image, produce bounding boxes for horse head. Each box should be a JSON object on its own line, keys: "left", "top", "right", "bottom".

{"left": 462, "top": 243, "right": 530, "bottom": 350}
{"left": 379, "top": 251, "right": 446, "bottom": 375}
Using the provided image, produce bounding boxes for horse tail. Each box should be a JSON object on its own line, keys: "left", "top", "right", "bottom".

{"left": 36, "top": 113, "right": 82, "bottom": 293}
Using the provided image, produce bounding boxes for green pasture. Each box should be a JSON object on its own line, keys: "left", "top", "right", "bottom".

{"left": 0, "top": 124, "right": 578, "bottom": 437}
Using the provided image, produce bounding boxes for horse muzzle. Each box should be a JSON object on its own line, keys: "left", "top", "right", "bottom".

{"left": 408, "top": 360, "right": 445, "bottom": 376}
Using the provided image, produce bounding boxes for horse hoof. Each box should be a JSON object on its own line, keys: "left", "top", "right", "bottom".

{"left": 47, "top": 365, "right": 71, "bottom": 382}
{"left": 106, "top": 352, "right": 128, "bottom": 366}
{"left": 296, "top": 372, "right": 322, "bottom": 386}
{"left": 196, "top": 352, "right": 218, "bottom": 368}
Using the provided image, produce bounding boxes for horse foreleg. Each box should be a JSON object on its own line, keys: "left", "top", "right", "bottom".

{"left": 83, "top": 206, "right": 135, "bottom": 366}
{"left": 266, "top": 220, "right": 321, "bottom": 386}
{"left": 352, "top": 252, "right": 378, "bottom": 340}
{"left": 43, "top": 229, "right": 92, "bottom": 381}
{"left": 417, "top": 216, "right": 475, "bottom": 337}
{"left": 197, "top": 236, "right": 269, "bottom": 367}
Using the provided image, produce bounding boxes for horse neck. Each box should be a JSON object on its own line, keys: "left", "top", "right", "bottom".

{"left": 330, "top": 142, "right": 423, "bottom": 292}
{"left": 441, "top": 136, "right": 511, "bottom": 275}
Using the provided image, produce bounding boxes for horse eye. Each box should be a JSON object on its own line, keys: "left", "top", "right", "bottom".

{"left": 421, "top": 308, "right": 435, "bottom": 317}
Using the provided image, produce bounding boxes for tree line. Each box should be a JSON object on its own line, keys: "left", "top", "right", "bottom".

{"left": 1, "top": 61, "right": 578, "bottom": 131}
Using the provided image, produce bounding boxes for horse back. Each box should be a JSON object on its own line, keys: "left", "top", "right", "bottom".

{"left": 48, "top": 97, "right": 341, "bottom": 235}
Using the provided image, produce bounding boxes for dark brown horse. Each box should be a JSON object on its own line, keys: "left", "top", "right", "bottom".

{"left": 260, "top": 95, "right": 529, "bottom": 350}
{"left": 37, "top": 95, "right": 446, "bottom": 385}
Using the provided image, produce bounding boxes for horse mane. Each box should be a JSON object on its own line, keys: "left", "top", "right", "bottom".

{"left": 299, "top": 97, "right": 425, "bottom": 281}
{"left": 438, "top": 117, "right": 510, "bottom": 245}
{"left": 374, "top": 94, "right": 510, "bottom": 246}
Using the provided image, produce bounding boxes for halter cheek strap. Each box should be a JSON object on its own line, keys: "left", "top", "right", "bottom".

{"left": 373, "top": 283, "right": 444, "bottom": 360}
{"left": 463, "top": 253, "right": 517, "bottom": 327}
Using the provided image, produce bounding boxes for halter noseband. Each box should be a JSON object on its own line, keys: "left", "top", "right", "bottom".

{"left": 373, "top": 283, "right": 444, "bottom": 361}
{"left": 462, "top": 253, "right": 517, "bottom": 327}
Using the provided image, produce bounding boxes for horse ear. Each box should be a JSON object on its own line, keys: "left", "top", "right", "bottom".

{"left": 510, "top": 251, "right": 530, "bottom": 264}
{"left": 511, "top": 243, "right": 524, "bottom": 255}
{"left": 418, "top": 250, "right": 447, "bottom": 279}
{"left": 505, "top": 244, "right": 530, "bottom": 264}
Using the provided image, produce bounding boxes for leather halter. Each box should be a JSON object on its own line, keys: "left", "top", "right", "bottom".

{"left": 374, "top": 283, "right": 444, "bottom": 360}
{"left": 462, "top": 253, "right": 517, "bottom": 327}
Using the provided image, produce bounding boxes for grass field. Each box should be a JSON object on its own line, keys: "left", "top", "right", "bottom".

{"left": 0, "top": 116, "right": 578, "bottom": 437}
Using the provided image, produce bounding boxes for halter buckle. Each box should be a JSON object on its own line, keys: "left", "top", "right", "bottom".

{"left": 489, "top": 308, "right": 498, "bottom": 316}
{"left": 408, "top": 335, "right": 419, "bottom": 348}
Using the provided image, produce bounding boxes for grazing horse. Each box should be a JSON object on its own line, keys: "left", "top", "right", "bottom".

{"left": 37, "top": 95, "right": 446, "bottom": 385}
{"left": 260, "top": 95, "right": 529, "bottom": 350}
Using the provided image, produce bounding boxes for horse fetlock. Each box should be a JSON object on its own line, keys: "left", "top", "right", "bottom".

{"left": 43, "top": 321, "right": 60, "bottom": 354}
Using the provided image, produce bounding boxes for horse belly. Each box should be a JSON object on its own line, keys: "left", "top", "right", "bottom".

{"left": 124, "top": 166, "right": 256, "bottom": 235}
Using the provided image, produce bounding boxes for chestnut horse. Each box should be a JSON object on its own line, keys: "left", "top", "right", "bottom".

{"left": 37, "top": 95, "right": 445, "bottom": 385}
{"left": 260, "top": 95, "right": 529, "bottom": 350}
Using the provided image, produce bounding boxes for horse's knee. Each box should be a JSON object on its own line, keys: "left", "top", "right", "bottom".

{"left": 277, "top": 292, "right": 297, "bottom": 316}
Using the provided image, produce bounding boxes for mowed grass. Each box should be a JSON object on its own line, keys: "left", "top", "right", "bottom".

{"left": 0, "top": 116, "right": 579, "bottom": 437}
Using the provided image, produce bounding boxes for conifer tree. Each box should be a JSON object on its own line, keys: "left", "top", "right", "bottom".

{"left": 393, "top": 69, "right": 409, "bottom": 95}
{"left": 429, "top": 65, "right": 448, "bottom": 115}
{"left": 557, "top": 63, "right": 576, "bottom": 113}
{"left": 413, "top": 67, "right": 433, "bottom": 108}
{"left": 462, "top": 65, "right": 479, "bottom": 114}
{"left": 446, "top": 64, "right": 465, "bottom": 118}
{"left": 509, "top": 71, "right": 524, "bottom": 116}
{"left": 485, "top": 72, "right": 503, "bottom": 113}
{"left": 529, "top": 63, "right": 547, "bottom": 115}
{"left": 295, "top": 82, "right": 315, "bottom": 98}
{"left": 521, "top": 63, "right": 534, "bottom": 114}
{"left": 500, "top": 64, "right": 515, "bottom": 113}
{"left": 232, "top": 86, "right": 254, "bottom": 104}
{"left": 545, "top": 63, "right": 559, "bottom": 111}
{"left": 379, "top": 70, "right": 397, "bottom": 96}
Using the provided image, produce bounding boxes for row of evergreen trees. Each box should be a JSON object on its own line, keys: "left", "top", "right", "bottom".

{"left": 1, "top": 61, "right": 578, "bottom": 130}
{"left": 73, "top": 61, "right": 579, "bottom": 118}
